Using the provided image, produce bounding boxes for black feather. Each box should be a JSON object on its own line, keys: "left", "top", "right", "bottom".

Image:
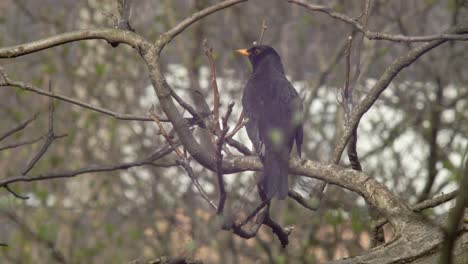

{"left": 241, "top": 45, "right": 303, "bottom": 200}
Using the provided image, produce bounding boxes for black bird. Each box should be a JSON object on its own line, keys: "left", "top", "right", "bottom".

{"left": 237, "top": 45, "right": 303, "bottom": 200}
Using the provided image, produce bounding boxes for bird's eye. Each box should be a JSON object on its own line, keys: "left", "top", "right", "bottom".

{"left": 254, "top": 49, "right": 261, "bottom": 55}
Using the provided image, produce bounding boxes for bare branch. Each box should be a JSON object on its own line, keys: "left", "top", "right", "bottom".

{"left": 0, "top": 135, "right": 46, "bottom": 151}
{"left": 256, "top": 19, "right": 268, "bottom": 45}
{"left": 439, "top": 156, "right": 468, "bottom": 264}
{"left": 4, "top": 185, "right": 29, "bottom": 200}
{"left": 215, "top": 103, "right": 234, "bottom": 214}
{"left": 0, "top": 112, "right": 39, "bottom": 142}
{"left": 203, "top": 39, "right": 221, "bottom": 133}
{"left": 177, "top": 159, "right": 218, "bottom": 212}
{"left": 226, "top": 111, "right": 247, "bottom": 139}
{"left": 341, "top": 35, "right": 362, "bottom": 172}
{"left": 0, "top": 147, "right": 174, "bottom": 187}
{"left": 116, "top": 0, "right": 134, "bottom": 31}
{"left": 234, "top": 200, "right": 268, "bottom": 228}
{"left": 331, "top": 22, "right": 468, "bottom": 164}
{"left": 0, "top": 69, "right": 154, "bottom": 122}
{"left": 372, "top": 190, "right": 459, "bottom": 231}
{"left": 342, "top": 36, "right": 353, "bottom": 119}
{"left": 157, "top": 0, "right": 249, "bottom": 51}
{"left": 288, "top": 190, "right": 319, "bottom": 211}
{"left": 288, "top": 0, "right": 468, "bottom": 43}
{"left": 21, "top": 81, "right": 64, "bottom": 175}
{"left": 0, "top": 29, "right": 150, "bottom": 58}
{"left": 169, "top": 88, "right": 202, "bottom": 122}
{"left": 225, "top": 137, "right": 252, "bottom": 156}
{"left": 149, "top": 110, "right": 185, "bottom": 159}
{"left": 263, "top": 213, "right": 292, "bottom": 248}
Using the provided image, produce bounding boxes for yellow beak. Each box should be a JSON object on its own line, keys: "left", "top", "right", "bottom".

{"left": 236, "top": 49, "right": 250, "bottom": 56}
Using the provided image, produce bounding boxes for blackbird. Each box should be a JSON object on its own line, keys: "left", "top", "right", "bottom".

{"left": 237, "top": 45, "right": 303, "bottom": 200}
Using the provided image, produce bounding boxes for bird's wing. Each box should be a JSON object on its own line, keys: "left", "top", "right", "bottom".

{"left": 258, "top": 76, "right": 302, "bottom": 154}
{"left": 242, "top": 78, "right": 263, "bottom": 154}
{"left": 242, "top": 74, "right": 303, "bottom": 157}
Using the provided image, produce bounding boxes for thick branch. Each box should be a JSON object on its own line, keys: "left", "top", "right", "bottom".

{"left": 218, "top": 156, "right": 422, "bottom": 233}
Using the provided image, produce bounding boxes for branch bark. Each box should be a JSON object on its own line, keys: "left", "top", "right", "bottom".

{"left": 287, "top": 0, "right": 468, "bottom": 43}
{"left": 330, "top": 23, "right": 468, "bottom": 163}
{"left": 0, "top": 29, "right": 150, "bottom": 58}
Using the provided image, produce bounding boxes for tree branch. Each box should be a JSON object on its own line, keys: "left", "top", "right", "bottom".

{"left": 203, "top": 39, "right": 221, "bottom": 133}
{"left": 0, "top": 147, "right": 173, "bottom": 187}
{"left": 287, "top": 0, "right": 468, "bottom": 43}
{"left": 0, "top": 112, "right": 39, "bottom": 142}
{"left": 156, "top": 0, "right": 249, "bottom": 51}
{"left": 439, "top": 155, "right": 468, "bottom": 264}
{"left": 0, "top": 71, "right": 154, "bottom": 122}
{"left": 330, "top": 22, "right": 468, "bottom": 163}
{"left": 0, "top": 29, "right": 151, "bottom": 58}
{"left": 372, "top": 190, "right": 459, "bottom": 232}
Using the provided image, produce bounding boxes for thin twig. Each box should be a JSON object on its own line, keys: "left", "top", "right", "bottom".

{"left": 0, "top": 135, "right": 46, "bottom": 151}
{"left": 234, "top": 200, "right": 268, "bottom": 228}
{"left": 342, "top": 36, "right": 353, "bottom": 120}
{"left": 169, "top": 88, "right": 202, "bottom": 122}
{"left": 203, "top": 39, "right": 221, "bottom": 133}
{"left": 287, "top": 0, "right": 468, "bottom": 43}
{"left": 330, "top": 23, "right": 468, "bottom": 164}
{"left": 5, "top": 185, "right": 29, "bottom": 200}
{"left": 226, "top": 111, "right": 247, "bottom": 139}
{"left": 0, "top": 147, "right": 174, "bottom": 187}
{"left": 178, "top": 159, "right": 218, "bottom": 211}
{"left": 21, "top": 81, "right": 63, "bottom": 175}
{"left": 157, "top": 0, "right": 249, "bottom": 50}
{"left": 215, "top": 143, "right": 227, "bottom": 214}
{"left": 342, "top": 34, "right": 363, "bottom": 172}
{"left": 0, "top": 69, "right": 153, "bottom": 122}
{"left": 0, "top": 112, "right": 39, "bottom": 142}
{"left": 149, "top": 110, "right": 185, "bottom": 159}
{"left": 348, "top": 0, "right": 371, "bottom": 96}
{"left": 215, "top": 102, "right": 235, "bottom": 214}
{"left": 256, "top": 19, "right": 268, "bottom": 45}
{"left": 288, "top": 190, "right": 319, "bottom": 211}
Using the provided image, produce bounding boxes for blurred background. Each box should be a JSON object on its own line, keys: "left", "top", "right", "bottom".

{"left": 0, "top": 0, "right": 467, "bottom": 263}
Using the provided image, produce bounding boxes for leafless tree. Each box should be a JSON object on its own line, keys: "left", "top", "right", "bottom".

{"left": 0, "top": 0, "right": 467, "bottom": 263}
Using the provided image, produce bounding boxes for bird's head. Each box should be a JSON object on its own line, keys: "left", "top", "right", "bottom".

{"left": 236, "top": 45, "right": 283, "bottom": 73}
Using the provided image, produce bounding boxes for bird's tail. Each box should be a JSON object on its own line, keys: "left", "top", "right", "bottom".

{"left": 262, "top": 148, "right": 289, "bottom": 200}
